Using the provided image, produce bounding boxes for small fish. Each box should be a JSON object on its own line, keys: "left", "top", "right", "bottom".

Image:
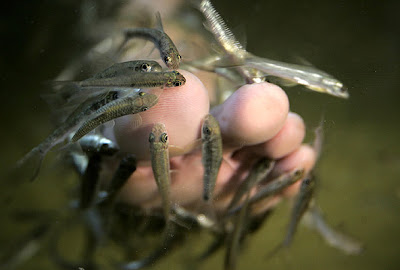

{"left": 48, "top": 60, "right": 163, "bottom": 106}
{"left": 227, "top": 158, "right": 275, "bottom": 211}
{"left": 228, "top": 169, "right": 305, "bottom": 215}
{"left": 87, "top": 60, "right": 163, "bottom": 80}
{"left": 71, "top": 91, "right": 159, "bottom": 142}
{"left": 280, "top": 174, "right": 316, "bottom": 248}
{"left": 303, "top": 205, "right": 363, "bottom": 255}
{"left": 201, "top": 114, "right": 223, "bottom": 201}
{"left": 77, "top": 70, "right": 186, "bottom": 89}
{"left": 149, "top": 123, "right": 171, "bottom": 222}
{"left": 121, "top": 13, "right": 181, "bottom": 70}
{"left": 79, "top": 133, "right": 119, "bottom": 156}
{"left": 244, "top": 56, "right": 349, "bottom": 99}
{"left": 119, "top": 124, "right": 173, "bottom": 270}
{"left": 15, "top": 90, "right": 122, "bottom": 181}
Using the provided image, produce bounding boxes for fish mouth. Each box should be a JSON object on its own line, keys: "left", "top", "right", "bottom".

{"left": 331, "top": 85, "right": 350, "bottom": 99}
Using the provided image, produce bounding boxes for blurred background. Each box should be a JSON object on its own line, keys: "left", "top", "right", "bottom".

{"left": 0, "top": 0, "right": 399, "bottom": 269}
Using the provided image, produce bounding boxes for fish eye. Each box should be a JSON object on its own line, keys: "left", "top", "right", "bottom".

{"left": 164, "top": 56, "right": 172, "bottom": 63}
{"left": 139, "top": 92, "right": 145, "bottom": 96}
{"left": 203, "top": 126, "right": 212, "bottom": 135}
{"left": 112, "top": 92, "right": 119, "bottom": 99}
{"left": 99, "top": 143, "right": 110, "bottom": 152}
{"left": 294, "top": 169, "right": 303, "bottom": 178}
{"left": 141, "top": 63, "right": 149, "bottom": 71}
{"left": 141, "top": 107, "right": 148, "bottom": 112}
{"left": 339, "top": 85, "right": 348, "bottom": 93}
{"left": 160, "top": 133, "right": 168, "bottom": 143}
{"left": 303, "top": 178, "right": 311, "bottom": 185}
{"left": 178, "top": 55, "right": 182, "bottom": 60}
{"left": 174, "top": 81, "right": 181, "bottom": 87}
{"left": 149, "top": 133, "right": 155, "bottom": 143}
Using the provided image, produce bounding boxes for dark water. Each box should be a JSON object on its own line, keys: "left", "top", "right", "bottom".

{"left": 1, "top": 0, "right": 399, "bottom": 269}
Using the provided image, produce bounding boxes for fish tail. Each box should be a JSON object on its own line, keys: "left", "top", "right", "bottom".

{"left": 14, "top": 146, "right": 46, "bottom": 182}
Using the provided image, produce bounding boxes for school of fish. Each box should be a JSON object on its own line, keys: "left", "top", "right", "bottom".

{"left": 7, "top": 1, "right": 361, "bottom": 270}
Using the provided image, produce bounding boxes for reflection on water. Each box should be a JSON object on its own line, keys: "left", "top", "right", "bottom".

{"left": 1, "top": 0, "right": 399, "bottom": 269}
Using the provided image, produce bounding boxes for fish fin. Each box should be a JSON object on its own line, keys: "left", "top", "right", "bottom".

{"left": 14, "top": 147, "right": 45, "bottom": 182}
{"left": 146, "top": 44, "right": 157, "bottom": 58}
{"left": 312, "top": 115, "right": 325, "bottom": 159}
{"left": 170, "top": 169, "right": 179, "bottom": 175}
{"left": 143, "top": 87, "right": 163, "bottom": 99}
{"left": 102, "top": 119, "right": 115, "bottom": 130}
{"left": 128, "top": 115, "right": 143, "bottom": 130}
{"left": 154, "top": 12, "right": 164, "bottom": 31}
{"left": 168, "top": 145, "right": 185, "bottom": 156}
{"left": 44, "top": 80, "right": 79, "bottom": 87}
{"left": 222, "top": 156, "right": 235, "bottom": 170}
{"left": 170, "top": 139, "right": 202, "bottom": 156}
{"left": 266, "top": 76, "right": 298, "bottom": 87}
{"left": 209, "top": 41, "right": 225, "bottom": 56}
{"left": 291, "top": 55, "right": 315, "bottom": 67}
{"left": 231, "top": 24, "right": 247, "bottom": 49}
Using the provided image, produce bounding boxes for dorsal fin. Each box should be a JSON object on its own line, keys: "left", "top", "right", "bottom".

{"left": 155, "top": 12, "right": 164, "bottom": 31}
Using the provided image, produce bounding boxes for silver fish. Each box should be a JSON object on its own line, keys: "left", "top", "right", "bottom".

{"left": 121, "top": 13, "right": 181, "bottom": 70}
{"left": 201, "top": 114, "right": 223, "bottom": 201}
{"left": 244, "top": 56, "right": 349, "bottom": 99}
{"left": 197, "top": 0, "right": 348, "bottom": 98}
{"left": 71, "top": 91, "right": 159, "bottom": 142}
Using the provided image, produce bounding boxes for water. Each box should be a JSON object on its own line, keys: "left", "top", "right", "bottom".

{"left": 1, "top": 0, "right": 399, "bottom": 269}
